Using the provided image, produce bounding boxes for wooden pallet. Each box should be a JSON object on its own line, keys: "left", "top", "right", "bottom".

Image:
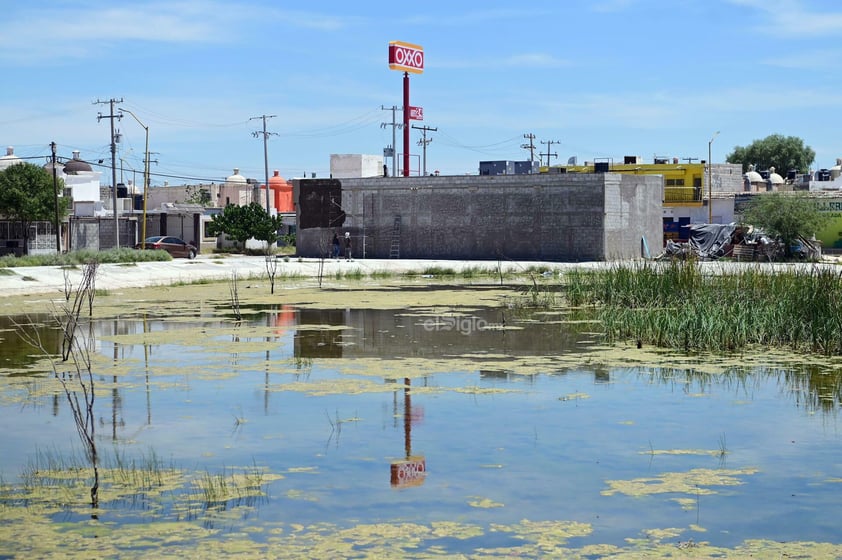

{"left": 732, "top": 244, "right": 755, "bottom": 261}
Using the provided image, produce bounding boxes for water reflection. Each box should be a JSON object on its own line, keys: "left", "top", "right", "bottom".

{"left": 4, "top": 300, "right": 842, "bottom": 553}
{"left": 5, "top": 306, "right": 842, "bottom": 418}
{"left": 390, "top": 378, "right": 426, "bottom": 489}
{"left": 294, "top": 307, "right": 585, "bottom": 360}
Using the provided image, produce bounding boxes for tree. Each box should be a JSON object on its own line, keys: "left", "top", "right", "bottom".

{"left": 0, "top": 162, "right": 71, "bottom": 254}
{"left": 185, "top": 185, "right": 212, "bottom": 206}
{"left": 738, "top": 192, "right": 828, "bottom": 258}
{"left": 726, "top": 134, "right": 815, "bottom": 174}
{"left": 206, "top": 202, "right": 284, "bottom": 254}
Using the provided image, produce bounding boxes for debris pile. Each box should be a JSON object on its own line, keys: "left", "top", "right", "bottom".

{"left": 656, "top": 223, "right": 821, "bottom": 261}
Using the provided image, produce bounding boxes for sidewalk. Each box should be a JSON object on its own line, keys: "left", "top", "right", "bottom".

{"left": 0, "top": 254, "right": 588, "bottom": 299}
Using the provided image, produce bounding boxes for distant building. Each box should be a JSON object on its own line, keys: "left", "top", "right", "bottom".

{"left": 479, "top": 160, "right": 538, "bottom": 175}
{"left": 0, "top": 146, "right": 22, "bottom": 171}
{"left": 294, "top": 172, "right": 663, "bottom": 261}
{"left": 59, "top": 151, "right": 106, "bottom": 216}
{"left": 330, "top": 154, "right": 384, "bottom": 178}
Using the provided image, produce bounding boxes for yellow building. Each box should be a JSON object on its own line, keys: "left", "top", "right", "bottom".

{"left": 541, "top": 157, "right": 705, "bottom": 207}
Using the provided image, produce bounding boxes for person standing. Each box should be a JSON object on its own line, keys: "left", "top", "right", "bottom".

{"left": 332, "top": 232, "right": 340, "bottom": 259}
{"left": 344, "top": 232, "right": 352, "bottom": 261}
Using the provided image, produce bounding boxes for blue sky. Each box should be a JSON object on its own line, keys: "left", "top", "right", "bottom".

{"left": 3, "top": 0, "right": 842, "bottom": 186}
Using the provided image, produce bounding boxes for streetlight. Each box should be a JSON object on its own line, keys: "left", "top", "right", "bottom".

{"left": 51, "top": 142, "right": 61, "bottom": 253}
{"left": 708, "top": 131, "right": 720, "bottom": 224}
{"left": 119, "top": 109, "right": 150, "bottom": 248}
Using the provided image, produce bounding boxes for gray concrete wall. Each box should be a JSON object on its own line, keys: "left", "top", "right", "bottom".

{"left": 603, "top": 173, "right": 664, "bottom": 259}
{"left": 712, "top": 163, "right": 745, "bottom": 194}
{"left": 295, "top": 173, "right": 663, "bottom": 262}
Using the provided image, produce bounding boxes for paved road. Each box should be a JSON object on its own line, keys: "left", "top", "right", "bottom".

{"left": 0, "top": 255, "right": 600, "bottom": 299}
{"left": 1, "top": 254, "right": 838, "bottom": 299}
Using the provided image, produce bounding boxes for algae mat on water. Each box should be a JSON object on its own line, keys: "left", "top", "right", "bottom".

{"left": 3, "top": 278, "right": 842, "bottom": 557}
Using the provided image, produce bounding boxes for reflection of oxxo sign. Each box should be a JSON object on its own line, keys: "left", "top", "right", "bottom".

{"left": 388, "top": 41, "right": 424, "bottom": 74}
{"left": 390, "top": 457, "right": 426, "bottom": 488}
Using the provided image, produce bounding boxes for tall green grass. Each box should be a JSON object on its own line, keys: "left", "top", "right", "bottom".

{"left": 564, "top": 261, "right": 842, "bottom": 355}
{"left": 0, "top": 248, "right": 171, "bottom": 268}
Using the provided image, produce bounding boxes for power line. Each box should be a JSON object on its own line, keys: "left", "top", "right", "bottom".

{"left": 412, "top": 124, "right": 437, "bottom": 176}
{"left": 540, "top": 139, "right": 561, "bottom": 167}
{"left": 251, "top": 114, "right": 278, "bottom": 211}
{"left": 521, "top": 133, "right": 537, "bottom": 162}
{"left": 95, "top": 97, "right": 123, "bottom": 248}
{"left": 381, "top": 105, "right": 402, "bottom": 177}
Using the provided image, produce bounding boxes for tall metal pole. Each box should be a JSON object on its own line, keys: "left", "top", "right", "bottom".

{"left": 403, "top": 72, "right": 410, "bottom": 177}
{"left": 263, "top": 117, "right": 270, "bottom": 211}
{"left": 142, "top": 124, "right": 149, "bottom": 247}
{"left": 412, "top": 124, "right": 436, "bottom": 176}
{"left": 708, "top": 131, "right": 720, "bottom": 224}
{"left": 110, "top": 100, "right": 119, "bottom": 247}
{"left": 381, "top": 105, "right": 400, "bottom": 177}
{"left": 51, "top": 142, "right": 61, "bottom": 253}
{"left": 120, "top": 109, "right": 150, "bottom": 248}
{"left": 251, "top": 115, "right": 277, "bottom": 212}
{"left": 96, "top": 98, "right": 123, "bottom": 246}
{"left": 391, "top": 106, "right": 398, "bottom": 177}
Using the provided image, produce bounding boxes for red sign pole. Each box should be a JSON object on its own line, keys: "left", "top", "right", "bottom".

{"left": 403, "top": 71, "right": 410, "bottom": 177}
{"left": 388, "top": 41, "right": 422, "bottom": 177}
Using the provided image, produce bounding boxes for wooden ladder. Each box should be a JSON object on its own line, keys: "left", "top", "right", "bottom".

{"left": 389, "top": 216, "right": 401, "bottom": 259}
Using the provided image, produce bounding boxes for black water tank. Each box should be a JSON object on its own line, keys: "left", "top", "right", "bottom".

{"left": 594, "top": 162, "right": 610, "bottom": 173}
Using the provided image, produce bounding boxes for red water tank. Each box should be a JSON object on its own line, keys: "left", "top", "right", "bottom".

{"left": 269, "top": 170, "right": 293, "bottom": 212}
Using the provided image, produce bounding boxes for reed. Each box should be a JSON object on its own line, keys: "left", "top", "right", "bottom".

{"left": 564, "top": 262, "right": 842, "bottom": 355}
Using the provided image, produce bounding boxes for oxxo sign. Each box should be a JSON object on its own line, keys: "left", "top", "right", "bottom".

{"left": 388, "top": 41, "right": 424, "bottom": 74}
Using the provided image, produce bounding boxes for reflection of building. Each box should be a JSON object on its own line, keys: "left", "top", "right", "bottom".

{"left": 293, "top": 307, "right": 590, "bottom": 361}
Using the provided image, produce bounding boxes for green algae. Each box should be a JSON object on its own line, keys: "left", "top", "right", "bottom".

{"left": 468, "top": 496, "right": 504, "bottom": 508}
{"left": 3, "top": 277, "right": 842, "bottom": 558}
{"left": 602, "top": 467, "right": 760, "bottom": 498}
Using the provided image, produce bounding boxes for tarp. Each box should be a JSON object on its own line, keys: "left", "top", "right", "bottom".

{"left": 688, "top": 223, "right": 737, "bottom": 259}
{"left": 656, "top": 223, "right": 823, "bottom": 261}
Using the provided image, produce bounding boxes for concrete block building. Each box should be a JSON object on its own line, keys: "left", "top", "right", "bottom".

{"left": 294, "top": 172, "right": 663, "bottom": 261}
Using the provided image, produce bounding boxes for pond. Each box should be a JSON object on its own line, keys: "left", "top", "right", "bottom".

{"left": 1, "top": 281, "right": 842, "bottom": 558}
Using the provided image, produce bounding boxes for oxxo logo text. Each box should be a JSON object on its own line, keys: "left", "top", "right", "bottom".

{"left": 389, "top": 41, "right": 424, "bottom": 73}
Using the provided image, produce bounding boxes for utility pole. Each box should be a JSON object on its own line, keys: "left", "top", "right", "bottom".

{"left": 412, "top": 124, "right": 437, "bottom": 176}
{"left": 96, "top": 98, "right": 123, "bottom": 248}
{"left": 381, "top": 105, "right": 402, "bottom": 177}
{"left": 119, "top": 108, "right": 151, "bottom": 248}
{"left": 251, "top": 115, "right": 277, "bottom": 212}
{"left": 682, "top": 157, "right": 699, "bottom": 163}
{"left": 50, "top": 142, "right": 61, "bottom": 253}
{"left": 521, "top": 133, "right": 537, "bottom": 162}
{"left": 540, "top": 139, "right": 560, "bottom": 168}
{"left": 708, "top": 131, "right": 720, "bottom": 224}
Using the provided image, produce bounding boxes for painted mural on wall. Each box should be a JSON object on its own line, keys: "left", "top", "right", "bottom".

{"left": 734, "top": 194, "right": 842, "bottom": 249}
{"left": 813, "top": 198, "right": 842, "bottom": 249}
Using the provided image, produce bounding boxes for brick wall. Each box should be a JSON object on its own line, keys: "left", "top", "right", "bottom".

{"left": 294, "top": 173, "right": 663, "bottom": 261}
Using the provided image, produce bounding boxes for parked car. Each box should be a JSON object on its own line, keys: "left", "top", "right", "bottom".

{"left": 134, "top": 236, "right": 197, "bottom": 259}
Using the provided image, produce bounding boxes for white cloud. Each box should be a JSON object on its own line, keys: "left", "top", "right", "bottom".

{"left": 761, "top": 48, "right": 842, "bottom": 70}
{"left": 0, "top": 2, "right": 361, "bottom": 64}
{"left": 728, "top": 0, "right": 842, "bottom": 35}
